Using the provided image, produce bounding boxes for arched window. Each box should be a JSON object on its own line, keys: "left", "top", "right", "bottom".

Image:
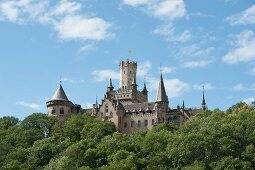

{"left": 60, "top": 108, "right": 64, "bottom": 115}
{"left": 105, "top": 104, "right": 108, "bottom": 113}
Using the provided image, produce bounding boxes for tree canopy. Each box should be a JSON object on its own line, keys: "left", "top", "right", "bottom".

{"left": 1, "top": 102, "right": 255, "bottom": 169}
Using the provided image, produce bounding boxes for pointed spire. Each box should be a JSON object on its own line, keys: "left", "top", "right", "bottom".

{"left": 182, "top": 100, "right": 185, "bottom": 109}
{"left": 142, "top": 81, "right": 148, "bottom": 92}
{"left": 202, "top": 86, "right": 207, "bottom": 111}
{"left": 108, "top": 78, "right": 113, "bottom": 87}
{"left": 156, "top": 73, "right": 168, "bottom": 103}
{"left": 52, "top": 83, "right": 69, "bottom": 101}
{"left": 96, "top": 96, "right": 98, "bottom": 109}
{"left": 107, "top": 78, "right": 114, "bottom": 92}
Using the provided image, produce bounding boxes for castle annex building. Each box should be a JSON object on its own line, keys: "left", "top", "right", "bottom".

{"left": 46, "top": 60, "right": 207, "bottom": 134}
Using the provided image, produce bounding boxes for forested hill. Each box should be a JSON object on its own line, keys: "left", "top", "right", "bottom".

{"left": 1, "top": 102, "right": 255, "bottom": 170}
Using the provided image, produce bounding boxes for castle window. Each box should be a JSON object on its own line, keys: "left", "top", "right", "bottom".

{"left": 60, "top": 108, "right": 64, "bottom": 115}
{"left": 110, "top": 112, "right": 113, "bottom": 117}
{"left": 124, "top": 122, "right": 127, "bottom": 128}
{"left": 162, "top": 118, "right": 165, "bottom": 122}
{"left": 152, "top": 119, "right": 155, "bottom": 125}
{"left": 138, "top": 120, "right": 141, "bottom": 127}
{"left": 105, "top": 104, "right": 108, "bottom": 113}
{"left": 52, "top": 109, "right": 55, "bottom": 114}
{"left": 130, "top": 71, "right": 131, "bottom": 74}
{"left": 144, "top": 119, "right": 148, "bottom": 126}
{"left": 131, "top": 121, "right": 134, "bottom": 127}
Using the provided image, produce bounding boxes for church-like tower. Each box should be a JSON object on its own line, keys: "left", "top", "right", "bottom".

{"left": 119, "top": 60, "right": 137, "bottom": 90}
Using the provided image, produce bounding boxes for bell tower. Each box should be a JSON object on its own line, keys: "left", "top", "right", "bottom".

{"left": 119, "top": 60, "right": 137, "bottom": 90}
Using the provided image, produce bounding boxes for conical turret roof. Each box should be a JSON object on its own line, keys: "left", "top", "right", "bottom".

{"left": 156, "top": 74, "right": 168, "bottom": 103}
{"left": 52, "top": 84, "right": 69, "bottom": 101}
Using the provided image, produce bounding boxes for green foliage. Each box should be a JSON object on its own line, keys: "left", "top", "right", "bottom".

{"left": 2, "top": 103, "right": 255, "bottom": 169}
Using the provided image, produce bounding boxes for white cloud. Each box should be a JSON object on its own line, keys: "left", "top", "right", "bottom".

{"left": 122, "top": 0, "right": 186, "bottom": 21}
{"left": 148, "top": 77, "right": 189, "bottom": 99}
{"left": 122, "top": 0, "right": 154, "bottom": 7}
{"left": 61, "top": 77, "right": 75, "bottom": 83}
{"left": 51, "top": 0, "right": 81, "bottom": 16}
{"left": 16, "top": 101, "right": 41, "bottom": 110}
{"left": 193, "top": 83, "right": 215, "bottom": 91}
{"left": 0, "top": 0, "right": 48, "bottom": 24}
{"left": 152, "top": 0, "right": 186, "bottom": 21}
{"left": 0, "top": 0, "right": 113, "bottom": 42}
{"left": 222, "top": 30, "right": 255, "bottom": 64}
{"left": 55, "top": 15, "right": 113, "bottom": 41}
{"left": 137, "top": 61, "right": 151, "bottom": 77}
{"left": 160, "top": 66, "right": 175, "bottom": 74}
{"left": 153, "top": 24, "right": 191, "bottom": 42}
{"left": 232, "top": 83, "right": 255, "bottom": 91}
{"left": 79, "top": 44, "right": 96, "bottom": 55}
{"left": 182, "top": 60, "right": 212, "bottom": 68}
{"left": 91, "top": 70, "right": 119, "bottom": 82}
{"left": 226, "top": 5, "right": 255, "bottom": 26}
{"left": 243, "top": 97, "right": 255, "bottom": 105}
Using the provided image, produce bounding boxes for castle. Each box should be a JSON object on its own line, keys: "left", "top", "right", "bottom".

{"left": 46, "top": 60, "right": 207, "bottom": 134}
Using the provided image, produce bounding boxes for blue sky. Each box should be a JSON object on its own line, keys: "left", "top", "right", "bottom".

{"left": 0, "top": 0, "right": 255, "bottom": 120}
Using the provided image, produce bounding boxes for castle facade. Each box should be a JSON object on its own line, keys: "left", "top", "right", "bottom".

{"left": 46, "top": 60, "right": 206, "bottom": 134}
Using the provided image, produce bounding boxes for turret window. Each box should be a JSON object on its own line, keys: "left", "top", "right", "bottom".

{"left": 144, "top": 119, "right": 148, "bottom": 126}
{"left": 52, "top": 109, "right": 55, "bottom": 114}
{"left": 131, "top": 121, "right": 134, "bottom": 127}
{"left": 60, "top": 108, "right": 64, "bottom": 115}
{"left": 138, "top": 120, "right": 141, "bottom": 127}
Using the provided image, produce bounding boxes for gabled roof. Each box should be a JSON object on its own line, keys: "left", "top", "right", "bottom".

{"left": 52, "top": 84, "right": 69, "bottom": 101}
{"left": 156, "top": 74, "right": 168, "bottom": 103}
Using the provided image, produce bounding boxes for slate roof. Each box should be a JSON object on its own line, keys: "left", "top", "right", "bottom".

{"left": 51, "top": 84, "right": 69, "bottom": 101}
{"left": 156, "top": 74, "right": 168, "bottom": 102}
{"left": 123, "top": 102, "right": 156, "bottom": 112}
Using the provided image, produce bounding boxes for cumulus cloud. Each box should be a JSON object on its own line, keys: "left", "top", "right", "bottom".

{"left": 226, "top": 5, "right": 255, "bottom": 26}
{"left": 148, "top": 77, "right": 189, "bottom": 99}
{"left": 0, "top": 0, "right": 113, "bottom": 41}
{"left": 91, "top": 70, "right": 119, "bottom": 82}
{"left": 222, "top": 30, "right": 255, "bottom": 64}
{"left": 123, "top": 0, "right": 186, "bottom": 21}
{"left": 16, "top": 101, "right": 41, "bottom": 110}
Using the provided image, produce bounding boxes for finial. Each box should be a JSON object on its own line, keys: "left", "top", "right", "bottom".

{"left": 160, "top": 63, "right": 163, "bottom": 75}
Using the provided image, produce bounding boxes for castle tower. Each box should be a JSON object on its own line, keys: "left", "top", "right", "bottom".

{"left": 156, "top": 73, "right": 169, "bottom": 116}
{"left": 46, "top": 82, "right": 74, "bottom": 121}
{"left": 201, "top": 86, "right": 207, "bottom": 111}
{"left": 119, "top": 60, "right": 137, "bottom": 90}
{"left": 142, "top": 81, "right": 148, "bottom": 100}
{"left": 156, "top": 73, "right": 169, "bottom": 103}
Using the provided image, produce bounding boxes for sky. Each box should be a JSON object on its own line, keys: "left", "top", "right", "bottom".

{"left": 0, "top": 0, "right": 255, "bottom": 120}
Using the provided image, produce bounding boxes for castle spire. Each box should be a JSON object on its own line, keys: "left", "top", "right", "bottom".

{"left": 142, "top": 81, "right": 148, "bottom": 92}
{"left": 182, "top": 100, "right": 185, "bottom": 110}
{"left": 156, "top": 73, "right": 168, "bottom": 103}
{"left": 96, "top": 96, "right": 98, "bottom": 109}
{"left": 201, "top": 86, "right": 207, "bottom": 111}
{"left": 107, "top": 78, "right": 114, "bottom": 92}
{"left": 108, "top": 78, "right": 113, "bottom": 87}
{"left": 52, "top": 83, "right": 69, "bottom": 101}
